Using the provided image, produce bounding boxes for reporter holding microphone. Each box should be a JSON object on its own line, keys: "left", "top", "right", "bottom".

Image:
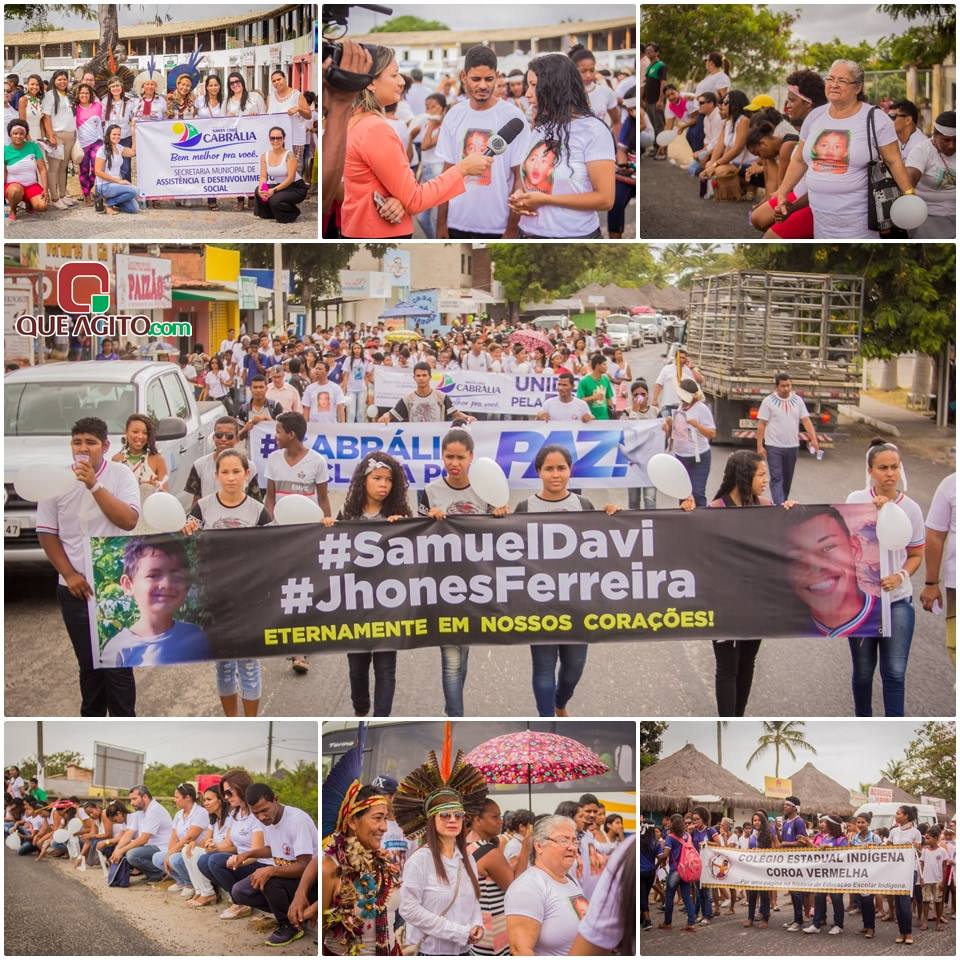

{"left": 342, "top": 45, "right": 493, "bottom": 239}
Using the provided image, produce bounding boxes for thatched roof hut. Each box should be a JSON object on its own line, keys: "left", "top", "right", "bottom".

{"left": 640, "top": 743, "right": 769, "bottom": 816}
{"left": 787, "top": 762, "right": 855, "bottom": 818}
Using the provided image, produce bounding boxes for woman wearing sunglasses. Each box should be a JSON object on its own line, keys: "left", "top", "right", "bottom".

{"left": 225, "top": 73, "right": 266, "bottom": 211}
{"left": 254, "top": 125, "right": 308, "bottom": 223}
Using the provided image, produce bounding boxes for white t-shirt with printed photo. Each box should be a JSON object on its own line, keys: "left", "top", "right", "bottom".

{"left": 584, "top": 82, "right": 618, "bottom": 125}
{"left": 302, "top": 381, "right": 345, "bottom": 422}
{"left": 905, "top": 137, "right": 957, "bottom": 217}
{"left": 516, "top": 115, "right": 616, "bottom": 237}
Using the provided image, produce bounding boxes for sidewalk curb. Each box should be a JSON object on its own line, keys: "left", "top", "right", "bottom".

{"left": 838, "top": 404, "right": 901, "bottom": 438}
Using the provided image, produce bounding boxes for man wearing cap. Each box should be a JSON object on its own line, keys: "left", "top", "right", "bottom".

{"left": 777, "top": 796, "right": 809, "bottom": 932}
{"left": 757, "top": 373, "right": 820, "bottom": 504}
{"left": 373, "top": 774, "right": 412, "bottom": 875}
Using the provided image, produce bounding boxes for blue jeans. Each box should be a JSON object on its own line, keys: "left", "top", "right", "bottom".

{"left": 894, "top": 891, "right": 913, "bottom": 934}
{"left": 440, "top": 645, "right": 469, "bottom": 716}
{"left": 215, "top": 659, "right": 262, "bottom": 699}
{"left": 628, "top": 486, "right": 658, "bottom": 510}
{"left": 416, "top": 162, "right": 444, "bottom": 238}
{"left": 687, "top": 112, "right": 705, "bottom": 153}
{"left": 18, "top": 839, "right": 38, "bottom": 855}
{"left": 119, "top": 135, "right": 132, "bottom": 181}
{"left": 677, "top": 448, "right": 712, "bottom": 507}
{"left": 347, "top": 391, "right": 368, "bottom": 422}
{"left": 530, "top": 644, "right": 588, "bottom": 716}
{"left": 664, "top": 868, "right": 696, "bottom": 926}
{"left": 790, "top": 890, "right": 805, "bottom": 924}
{"left": 198, "top": 851, "right": 260, "bottom": 897}
{"left": 747, "top": 889, "right": 770, "bottom": 921}
{"left": 99, "top": 181, "right": 139, "bottom": 213}
{"left": 813, "top": 891, "right": 843, "bottom": 929}
{"left": 765, "top": 444, "right": 799, "bottom": 504}
{"left": 860, "top": 892, "right": 876, "bottom": 929}
{"left": 158, "top": 849, "right": 192, "bottom": 886}
{"left": 694, "top": 880, "right": 713, "bottom": 919}
{"left": 126, "top": 843, "right": 162, "bottom": 879}
{"left": 848, "top": 598, "right": 915, "bottom": 716}
{"left": 348, "top": 651, "right": 397, "bottom": 717}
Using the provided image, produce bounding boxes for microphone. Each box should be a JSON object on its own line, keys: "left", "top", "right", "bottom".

{"left": 483, "top": 117, "right": 525, "bottom": 156}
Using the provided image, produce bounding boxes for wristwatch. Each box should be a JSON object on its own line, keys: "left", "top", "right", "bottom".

{"left": 90, "top": 481, "right": 103, "bottom": 494}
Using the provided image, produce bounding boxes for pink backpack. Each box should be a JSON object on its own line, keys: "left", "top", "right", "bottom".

{"left": 676, "top": 834, "right": 702, "bottom": 883}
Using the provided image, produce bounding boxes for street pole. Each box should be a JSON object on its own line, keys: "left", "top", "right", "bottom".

{"left": 273, "top": 243, "right": 284, "bottom": 335}
{"left": 266, "top": 721, "right": 274, "bottom": 776}
{"left": 36, "top": 721, "right": 44, "bottom": 790}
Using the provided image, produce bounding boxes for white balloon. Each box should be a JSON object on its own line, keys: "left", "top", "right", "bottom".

{"left": 515, "top": 362, "right": 531, "bottom": 374}
{"left": 53, "top": 829, "right": 70, "bottom": 843}
{"left": 142, "top": 492, "right": 187, "bottom": 533}
{"left": 67, "top": 817, "right": 83, "bottom": 836}
{"left": 366, "top": 404, "right": 379, "bottom": 419}
{"left": 470, "top": 457, "right": 510, "bottom": 508}
{"left": 5, "top": 833, "right": 20, "bottom": 851}
{"left": 656, "top": 129, "right": 677, "bottom": 146}
{"left": 274, "top": 495, "right": 324, "bottom": 526}
{"left": 876, "top": 501, "right": 913, "bottom": 551}
{"left": 13, "top": 464, "right": 77, "bottom": 502}
{"left": 890, "top": 193, "right": 928, "bottom": 230}
{"left": 647, "top": 453, "right": 693, "bottom": 501}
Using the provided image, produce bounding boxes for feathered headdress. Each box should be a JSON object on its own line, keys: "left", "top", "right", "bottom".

{"left": 95, "top": 47, "right": 135, "bottom": 99}
{"left": 393, "top": 722, "right": 488, "bottom": 840}
{"left": 134, "top": 54, "right": 165, "bottom": 96}
{"left": 321, "top": 722, "right": 388, "bottom": 843}
{"left": 167, "top": 46, "right": 205, "bottom": 93}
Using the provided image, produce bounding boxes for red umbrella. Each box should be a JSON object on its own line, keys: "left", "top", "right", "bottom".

{"left": 464, "top": 731, "right": 608, "bottom": 810}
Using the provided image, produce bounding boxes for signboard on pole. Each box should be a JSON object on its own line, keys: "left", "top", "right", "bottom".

{"left": 869, "top": 786, "right": 894, "bottom": 803}
{"left": 115, "top": 254, "right": 172, "bottom": 311}
{"left": 238, "top": 275, "right": 258, "bottom": 310}
{"left": 4, "top": 280, "right": 34, "bottom": 362}
{"left": 93, "top": 742, "right": 146, "bottom": 790}
{"left": 384, "top": 249, "right": 411, "bottom": 288}
{"left": 922, "top": 796, "right": 947, "bottom": 815}
{"left": 764, "top": 776, "right": 793, "bottom": 799}
{"left": 849, "top": 792, "right": 868, "bottom": 808}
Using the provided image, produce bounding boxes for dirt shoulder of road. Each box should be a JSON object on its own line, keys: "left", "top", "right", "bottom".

{"left": 43, "top": 854, "right": 316, "bottom": 956}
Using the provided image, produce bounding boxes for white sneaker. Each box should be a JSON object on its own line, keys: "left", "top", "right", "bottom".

{"left": 51, "top": 198, "right": 68, "bottom": 210}
{"left": 168, "top": 883, "right": 183, "bottom": 892}
{"left": 180, "top": 886, "right": 195, "bottom": 898}
{"left": 802, "top": 924, "right": 820, "bottom": 934}
{"left": 785, "top": 922, "right": 801, "bottom": 931}
{"left": 62, "top": 196, "right": 78, "bottom": 206}
{"left": 828, "top": 925, "right": 842, "bottom": 935}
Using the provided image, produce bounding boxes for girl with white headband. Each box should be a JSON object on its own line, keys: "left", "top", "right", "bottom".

{"left": 904, "top": 108, "right": 956, "bottom": 238}
{"left": 845, "top": 439, "right": 925, "bottom": 716}
{"left": 323, "top": 452, "right": 412, "bottom": 717}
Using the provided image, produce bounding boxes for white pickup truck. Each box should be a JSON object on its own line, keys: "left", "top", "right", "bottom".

{"left": 4, "top": 361, "right": 225, "bottom": 566}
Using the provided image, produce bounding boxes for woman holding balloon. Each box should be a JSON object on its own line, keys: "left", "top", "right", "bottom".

{"left": 904, "top": 110, "right": 956, "bottom": 238}
{"left": 844, "top": 439, "right": 925, "bottom": 716}
{"left": 112, "top": 414, "right": 169, "bottom": 535}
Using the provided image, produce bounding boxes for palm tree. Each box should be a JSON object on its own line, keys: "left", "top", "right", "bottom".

{"left": 880, "top": 759, "right": 907, "bottom": 786}
{"left": 858, "top": 782, "right": 873, "bottom": 796}
{"left": 746, "top": 721, "right": 817, "bottom": 778}
{"left": 717, "top": 721, "right": 728, "bottom": 768}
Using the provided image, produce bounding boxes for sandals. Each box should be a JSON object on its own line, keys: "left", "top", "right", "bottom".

{"left": 186, "top": 895, "right": 217, "bottom": 908}
{"left": 236, "top": 198, "right": 245, "bottom": 212}
{"left": 220, "top": 904, "right": 252, "bottom": 920}
{"left": 290, "top": 655, "right": 309, "bottom": 674}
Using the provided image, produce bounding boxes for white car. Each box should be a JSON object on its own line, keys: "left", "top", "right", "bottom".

{"left": 605, "top": 323, "right": 631, "bottom": 350}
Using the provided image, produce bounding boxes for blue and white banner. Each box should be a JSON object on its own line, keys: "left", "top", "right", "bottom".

{"left": 374, "top": 366, "right": 576, "bottom": 415}
{"left": 134, "top": 114, "right": 292, "bottom": 199}
{"left": 250, "top": 420, "right": 664, "bottom": 490}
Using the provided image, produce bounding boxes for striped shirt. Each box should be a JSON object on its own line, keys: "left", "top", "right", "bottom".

{"left": 468, "top": 839, "right": 509, "bottom": 956}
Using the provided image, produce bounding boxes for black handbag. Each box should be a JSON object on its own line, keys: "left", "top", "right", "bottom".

{"left": 865, "top": 106, "right": 899, "bottom": 233}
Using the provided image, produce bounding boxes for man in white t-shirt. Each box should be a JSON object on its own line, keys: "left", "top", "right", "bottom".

{"left": 112, "top": 785, "right": 173, "bottom": 879}
{"left": 756, "top": 372, "right": 820, "bottom": 504}
{"left": 229, "top": 783, "right": 319, "bottom": 947}
{"left": 264, "top": 412, "right": 332, "bottom": 520}
{"left": 461, "top": 338, "right": 492, "bottom": 373}
{"left": 302, "top": 361, "right": 346, "bottom": 423}
{"left": 537, "top": 372, "right": 594, "bottom": 422}
{"left": 436, "top": 45, "right": 525, "bottom": 240}
{"left": 651, "top": 347, "right": 704, "bottom": 417}
{"left": 37, "top": 416, "right": 140, "bottom": 717}
{"left": 890, "top": 99, "right": 928, "bottom": 162}
{"left": 219, "top": 328, "right": 236, "bottom": 356}
{"left": 922, "top": 472, "right": 956, "bottom": 665}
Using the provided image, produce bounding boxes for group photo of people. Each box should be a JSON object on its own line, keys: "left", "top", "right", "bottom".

{"left": 640, "top": 720, "right": 957, "bottom": 956}
{"left": 322, "top": 5, "right": 637, "bottom": 239}
{"left": 321, "top": 720, "right": 636, "bottom": 956}
{"left": 638, "top": 4, "right": 956, "bottom": 239}
{"left": 4, "top": 720, "right": 318, "bottom": 955}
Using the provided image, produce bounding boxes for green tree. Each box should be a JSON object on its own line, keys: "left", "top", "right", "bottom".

{"left": 488, "top": 244, "right": 599, "bottom": 320}
{"left": 738, "top": 243, "right": 955, "bottom": 358}
{"left": 745, "top": 721, "right": 817, "bottom": 778}
{"left": 17, "top": 751, "right": 85, "bottom": 781}
{"left": 901, "top": 721, "right": 956, "bottom": 804}
{"left": 880, "top": 759, "right": 908, "bottom": 785}
{"left": 638, "top": 4, "right": 796, "bottom": 91}
{"left": 639, "top": 721, "right": 667, "bottom": 770}
{"left": 801, "top": 38, "right": 886, "bottom": 71}
{"left": 857, "top": 782, "right": 873, "bottom": 795}
{"left": 878, "top": 4, "right": 956, "bottom": 62}
{"left": 595, "top": 245, "right": 657, "bottom": 287}
{"left": 572, "top": 267, "right": 613, "bottom": 289}
{"left": 369, "top": 15, "right": 450, "bottom": 33}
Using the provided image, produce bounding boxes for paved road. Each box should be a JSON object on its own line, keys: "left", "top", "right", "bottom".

{"left": 5, "top": 342, "right": 953, "bottom": 717}
{"left": 643, "top": 902, "right": 956, "bottom": 956}
{"left": 639, "top": 152, "right": 757, "bottom": 239}
{"left": 4, "top": 850, "right": 170, "bottom": 956}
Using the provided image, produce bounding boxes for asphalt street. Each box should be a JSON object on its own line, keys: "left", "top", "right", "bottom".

{"left": 639, "top": 151, "right": 757, "bottom": 239}
{"left": 643, "top": 901, "right": 957, "bottom": 956}
{"left": 4, "top": 849, "right": 169, "bottom": 956}
{"left": 4, "top": 341, "right": 955, "bottom": 717}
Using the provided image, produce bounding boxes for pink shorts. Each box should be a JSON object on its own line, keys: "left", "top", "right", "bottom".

{"left": 767, "top": 192, "right": 814, "bottom": 239}
{"left": 5, "top": 181, "right": 44, "bottom": 200}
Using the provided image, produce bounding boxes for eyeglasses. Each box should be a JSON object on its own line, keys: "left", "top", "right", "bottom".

{"left": 437, "top": 811, "right": 465, "bottom": 821}
{"left": 230, "top": 80, "right": 243, "bottom": 86}
{"left": 222, "top": 787, "right": 235, "bottom": 797}
{"left": 888, "top": 113, "right": 910, "bottom": 119}
{"left": 214, "top": 431, "right": 236, "bottom": 440}
{"left": 544, "top": 836, "right": 578, "bottom": 848}
{"left": 719, "top": 99, "right": 730, "bottom": 105}
{"left": 269, "top": 135, "right": 284, "bottom": 140}
{"left": 696, "top": 99, "right": 707, "bottom": 104}
{"left": 824, "top": 77, "right": 856, "bottom": 86}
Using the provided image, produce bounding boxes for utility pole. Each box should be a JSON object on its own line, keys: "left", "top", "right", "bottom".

{"left": 266, "top": 721, "right": 274, "bottom": 776}
{"left": 273, "top": 243, "right": 284, "bottom": 335}
{"left": 36, "top": 721, "right": 44, "bottom": 789}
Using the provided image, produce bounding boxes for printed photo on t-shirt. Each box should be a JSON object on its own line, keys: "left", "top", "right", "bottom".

{"left": 569, "top": 894, "right": 589, "bottom": 921}
{"left": 522, "top": 140, "right": 558, "bottom": 194}
{"left": 461, "top": 128, "right": 493, "bottom": 185}
{"left": 810, "top": 129, "right": 851, "bottom": 174}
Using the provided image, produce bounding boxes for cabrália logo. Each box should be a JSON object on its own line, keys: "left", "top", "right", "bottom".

{"left": 13, "top": 262, "right": 191, "bottom": 340}
{"left": 171, "top": 120, "right": 257, "bottom": 152}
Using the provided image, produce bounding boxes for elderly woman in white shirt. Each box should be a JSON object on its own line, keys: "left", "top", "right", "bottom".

{"left": 400, "top": 787, "right": 484, "bottom": 956}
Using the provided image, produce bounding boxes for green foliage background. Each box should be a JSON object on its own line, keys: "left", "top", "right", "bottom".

{"left": 90, "top": 536, "right": 204, "bottom": 647}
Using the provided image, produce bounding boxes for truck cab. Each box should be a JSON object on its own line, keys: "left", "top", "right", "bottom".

{"left": 4, "top": 361, "right": 225, "bottom": 566}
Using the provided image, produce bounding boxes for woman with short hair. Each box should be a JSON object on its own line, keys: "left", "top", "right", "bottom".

{"left": 4, "top": 117, "right": 49, "bottom": 220}
{"left": 775, "top": 59, "right": 917, "bottom": 237}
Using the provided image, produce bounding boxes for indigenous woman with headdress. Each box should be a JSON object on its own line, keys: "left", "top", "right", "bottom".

{"left": 322, "top": 725, "right": 401, "bottom": 955}
{"left": 395, "top": 729, "right": 487, "bottom": 956}
{"left": 132, "top": 57, "right": 165, "bottom": 127}
{"left": 166, "top": 52, "right": 202, "bottom": 121}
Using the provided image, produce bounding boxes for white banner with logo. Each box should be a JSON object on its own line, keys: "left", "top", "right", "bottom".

{"left": 698, "top": 845, "right": 916, "bottom": 895}
{"left": 116, "top": 254, "right": 172, "bottom": 310}
{"left": 134, "top": 115, "right": 292, "bottom": 199}
{"left": 375, "top": 366, "right": 584, "bottom": 415}
{"left": 249, "top": 419, "right": 663, "bottom": 490}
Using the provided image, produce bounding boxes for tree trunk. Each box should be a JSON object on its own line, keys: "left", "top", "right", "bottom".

{"left": 76, "top": 4, "right": 125, "bottom": 88}
{"left": 910, "top": 353, "right": 932, "bottom": 408}
{"left": 99, "top": 3, "right": 119, "bottom": 54}
{"left": 879, "top": 357, "right": 899, "bottom": 391}
{"left": 717, "top": 722, "right": 722, "bottom": 768}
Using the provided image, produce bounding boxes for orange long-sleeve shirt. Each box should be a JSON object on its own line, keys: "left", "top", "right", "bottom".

{"left": 341, "top": 112, "right": 466, "bottom": 238}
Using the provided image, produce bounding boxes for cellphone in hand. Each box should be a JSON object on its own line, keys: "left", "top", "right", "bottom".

{"left": 373, "top": 191, "right": 387, "bottom": 209}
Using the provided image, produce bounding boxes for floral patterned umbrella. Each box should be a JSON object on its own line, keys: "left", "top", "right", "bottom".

{"left": 507, "top": 331, "right": 554, "bottom": 355}
{"left": 464, "top": 732, "right": 608, "bottom": 812}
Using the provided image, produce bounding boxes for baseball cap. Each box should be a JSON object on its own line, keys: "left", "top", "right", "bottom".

{"left": 745, "top": 94, "right": 776, "bottom": 112}
{"left": 372, "top": 774, "right": 399, "bottom": 794}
